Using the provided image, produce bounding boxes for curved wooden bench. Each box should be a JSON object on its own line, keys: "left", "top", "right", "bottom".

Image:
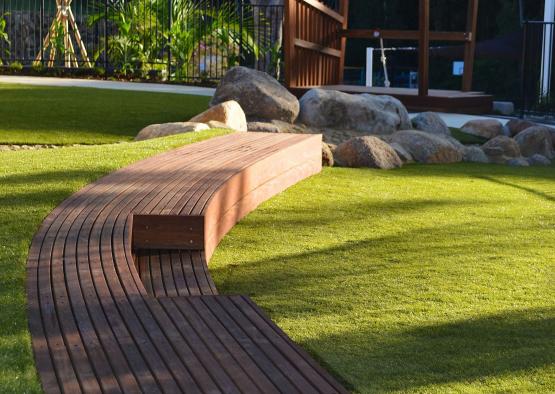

{"left": 27, "top": 132, "right": 347, "bottom": 393}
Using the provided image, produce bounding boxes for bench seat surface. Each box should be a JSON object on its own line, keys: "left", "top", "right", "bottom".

{"left": 27, "top": 132, "right": 347, "bottom": 393}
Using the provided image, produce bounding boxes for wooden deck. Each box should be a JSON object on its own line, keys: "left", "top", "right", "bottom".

{"left": 27, "top": 132, "right": 348, "bottom": 393}
{"left": 291, "top": 85, "right": 494, "bottom": 114}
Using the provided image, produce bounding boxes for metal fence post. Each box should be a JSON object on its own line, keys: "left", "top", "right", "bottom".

{"left": 239, "top": 0, "right": 244, "bottom": 66}
{"left": 520, "top": 21, "right": 528, "bottom": 118}
{"left": 167, "top": 0, "right": 172, "bottom": 82}
{"left": 104, "top": 0, "right": 108, "bottom": 78}
{"left": 40, "top": 0, "right": 44, "bottom": 64}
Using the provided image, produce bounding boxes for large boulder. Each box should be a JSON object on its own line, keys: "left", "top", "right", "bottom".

{"left": 247, "top": 121, "right": 281, "bottom": 133}
{"left": 461, "top": 119, "right": 504, "bottom": 140}
{"left": 506, "top": 119, "right": 536, "bottom": 137}
{"left": 482, "top": 136, "right": 521, "bottom": 164}
{"left": 322, "top": 142, "right": 334, "bottom": 167}
{"left": 514, "top": 126, "right": 555, "bottom": 159}
{"left": 463, "top": 146, "right": 489, "bottom": 163}
{"left": 389, "top": 142, "right": 414, "bottom": 163}
{"left": 527, "top": 154, "right": 552, "bottom": 166}
{"left": 190, "top": 100, "right": 247, "bottom": 131}
{"left": 411, "top": 112, "right": 451, "bottom": 136}
{"left": 388, "top": 130, "right": 463, "bottom": 164}
{"left": 334, "top": 136, "right": 402, "bottom": 169}
{"left": 298, "top": 89, "right": 411, "bottom": 135}
{"left": 206, "top": 120, "right": 233, "bottom": 130}
{"left": 135, "top": 122, "right": 209, "bottom": 141}
{"left": 507, "top": 158, "right": 530, "bottom": 167}
{"left": 247, "top": 119, "right": 321, "bottom": 135}
{"left": 210, "top": 66, "right": 299, "bottom": 123}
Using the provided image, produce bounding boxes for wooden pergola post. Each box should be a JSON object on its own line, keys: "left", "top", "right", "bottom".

{"left": 284, "top": 0, "right": 297, "bottom": 88}
{"left": 337, "top": 0, "right": 350, "bottom": 84}
{"left": 462, "top": 0, "right": 479, "bottom": 91}
{"left": 418, "top": 0, "right": 430, "bottom": 97}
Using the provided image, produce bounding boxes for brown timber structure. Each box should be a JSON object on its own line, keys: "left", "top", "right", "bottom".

{"left": 284, "top": 0, "right": 493, "bottom": 114}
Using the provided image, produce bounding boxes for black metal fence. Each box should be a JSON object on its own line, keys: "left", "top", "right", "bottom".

{"left": 0, "top": 0, "right": 284, "bottom": 83}
{"left": 521, "top": 21, "right": 555, "bottom": 118}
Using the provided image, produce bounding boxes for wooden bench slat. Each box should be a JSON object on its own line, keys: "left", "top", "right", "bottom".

{"left": 190, "top": 297, "right": 302, "bottom": 393}
{"left": 144, "top": 298, "right": 223, "bottom": 393}
{"left": 158, "top": 297, "right": 255, "bottom": 393}
{"left": 174, "top": 297, "right": 282, "bottom": 393}
{"left": 60, "top": 195, "right": 121, "bottom": 393}
{"left": 164, "top": 134, "right": 295, "bottom": 216}
{"left": 241, "top": 296, "right": 348, "bottom": 393}
{"left": 95, "top": 181, "right": 201, "bottom": 393}
{"left": 229, "top": 296, "right": 343, "bottom": 393}
{"left": 86, "top": 190, "right": 175, "bottom": 391}
{"left": 205, "top": 297, "right": 321, "bottom": 394}
{"left": 180, "top": 250, "right": 202, "bottom": 296}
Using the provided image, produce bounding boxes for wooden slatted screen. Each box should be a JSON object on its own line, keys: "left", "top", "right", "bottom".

{"left": 284, "top": 0, "right": 349, "bottom": 88}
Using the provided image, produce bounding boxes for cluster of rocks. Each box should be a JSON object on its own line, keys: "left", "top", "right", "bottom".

{"left": 136, "top": 66, "right": 554, "bottom": 169}
{"left": 0, "top": 144, "right": 63, "bottom": 151}
{"left": 460, "top": 118, "right": 554, "bottom": 167}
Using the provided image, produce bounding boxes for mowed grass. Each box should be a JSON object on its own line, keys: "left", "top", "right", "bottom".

{"left": 0, "top": 130, "right": 230, "bottom": 392}
{"left": 210, "top": 164, "right": 555, "bottom": 393}
{"left": 0, "top": 83, "right": 210, "bottom": 145}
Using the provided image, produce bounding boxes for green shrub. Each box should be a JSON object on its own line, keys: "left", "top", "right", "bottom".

{"left": 0, "top": 13, "right": 9, "bottom": 65}
{"left": 30, "top": 63, "right": 44, "bottom": 75}
{"left": 8, "top": 61, "right": 23, "bottom": 73}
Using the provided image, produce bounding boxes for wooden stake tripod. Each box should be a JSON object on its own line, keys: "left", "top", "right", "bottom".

{"left": 35, "top": 0, "right": 92, "bottom": 68}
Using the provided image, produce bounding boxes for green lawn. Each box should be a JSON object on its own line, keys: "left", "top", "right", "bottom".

{"left": 0, "top": 83, "right": 210, "bottom": 145}
{"left": 1, "top": 84, "right": 554, "bottom": 393}
{"left": 210, "top": 164, "right": 555, "bottom": 393}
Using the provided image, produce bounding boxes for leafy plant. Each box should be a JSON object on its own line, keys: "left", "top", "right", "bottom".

{"left": 31, "top": 62, "right": 44, "bottom": 74}
{"left": 266, "top": 41, "right": 282, "bottom": 80}
{"left": 0, "top": 12, "right": 10, "bottom": 65}
{"left": 167, "top": 0, "right": 264, "bottom": 80}
{"left": 8, "top": 61, "right": 22, "bottom": 72}
{"left": 88, "top": 0, "right": 265, "bottom": 80}
{"left": 48, "top": 21, "right": 70, "bottom": 66}
{"left": 89, "top": 0, "right": 161, "bottom": 75}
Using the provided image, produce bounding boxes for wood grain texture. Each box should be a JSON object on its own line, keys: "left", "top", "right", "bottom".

{"left": 27, "top": 132, "right": 347, "bottom": 393}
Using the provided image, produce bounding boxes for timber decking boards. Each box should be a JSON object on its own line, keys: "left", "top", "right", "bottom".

{"left": 27, "top": 132, "right": 347, "bottom": 393}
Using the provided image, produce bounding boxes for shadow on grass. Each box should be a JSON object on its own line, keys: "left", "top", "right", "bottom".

{"left": 373, "top": 162, "right": 555, "bottom": 182}
{"left": 303, "top": 308, "right": 555, "bottom": 392}
{"left": 237, "top": 197, "right": 489, "bottom": 229}
{"left": 0, "top": 169, "right": 113, "bottom": 209}
{"left": 477, "top": 175, "right": 555, "bottom": 203}
{"left": 212, "top": 219, "right": 534, "bottom": 303}
{"left": 1, "top": 168, "right": 113, "bottom": 185}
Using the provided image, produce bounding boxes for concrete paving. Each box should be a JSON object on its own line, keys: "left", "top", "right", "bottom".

{"left": 0, "top": 76, "right": 216, "bottom": 96}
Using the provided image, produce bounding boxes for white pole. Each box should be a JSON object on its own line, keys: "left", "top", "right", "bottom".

{"left": 366, "top": 48, "right": 373, "bottom": 87}
{"left": 541, "top": 0, "right": 555, "bottom": 98}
